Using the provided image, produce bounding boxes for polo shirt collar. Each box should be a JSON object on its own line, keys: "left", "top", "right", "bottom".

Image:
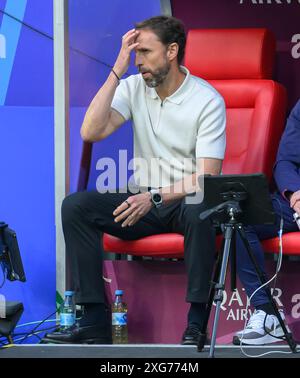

{"left": 145, "top": 66, "right": 192, "bottom": 105}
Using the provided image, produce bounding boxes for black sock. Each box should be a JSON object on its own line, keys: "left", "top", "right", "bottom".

{"left": 188, "top": 303, "right": 207, "bottom": 328}
{"left": 78, "top": 303, "right": 107, "bottom": 327}
{"left": 256, "top": 303, "right": 277, "bottom": 316}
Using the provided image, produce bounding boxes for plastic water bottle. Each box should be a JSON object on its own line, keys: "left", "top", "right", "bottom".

{"left": 60, "top": 291, "right": 76, "bottom": 330}
{"left": 112, "top": 289, "right": 128, "bottom": 344}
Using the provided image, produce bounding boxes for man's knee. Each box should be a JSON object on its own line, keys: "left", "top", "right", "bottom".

{"left": 61, "top": 192, "right": 90, "bottom": 223}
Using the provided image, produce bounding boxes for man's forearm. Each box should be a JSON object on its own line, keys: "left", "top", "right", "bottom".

{"left": 159, "top": 173, "right": 198, "bottom": 204}
{"left": 81, "top": 29, "right": 139, "bottom": 142}
{"left": 159, "top": 158, "right": 222, "bottom": 205}
{"left": 80, "top": 72, "right": 119, "bottom": 142}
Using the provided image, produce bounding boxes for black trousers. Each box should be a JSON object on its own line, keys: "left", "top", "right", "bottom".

{"left": 61, "top": 190, "right": 216, "bottom": 305}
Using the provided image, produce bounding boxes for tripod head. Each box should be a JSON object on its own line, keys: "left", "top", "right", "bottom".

{"left": 200, "top": 200, "right": 244, "bottom": 225}
{"left": 200, "top": 188, "right": 248, "bottom": 227}
{"left": 198, "top": 174, "right": 276, "bottom": 227}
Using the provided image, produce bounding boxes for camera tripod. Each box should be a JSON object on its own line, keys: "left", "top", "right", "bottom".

{"left": 196, "top": 192, "right": 297, "bottom": 358}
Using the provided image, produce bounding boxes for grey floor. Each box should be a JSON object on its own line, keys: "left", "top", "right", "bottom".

{"left": 0, "top": 344, "right": 299, "bottom": 358}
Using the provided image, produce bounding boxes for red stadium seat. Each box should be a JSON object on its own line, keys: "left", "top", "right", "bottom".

{"left": 103, "top": 28, "right": 288, "bottom": 258}
{"left": 262, "top": 233, "right": 300, "bottom": 256}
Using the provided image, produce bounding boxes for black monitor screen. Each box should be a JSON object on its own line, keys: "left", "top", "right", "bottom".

{"left": 0, "top": 224, "right": 26, "bottom": 282}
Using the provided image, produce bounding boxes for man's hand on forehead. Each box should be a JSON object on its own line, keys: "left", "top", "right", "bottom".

{"left": 113, "top": 29, "right": 140, "bottom": 78}
{"left": 122, "top": 29, "right": 139, "bottom": 44}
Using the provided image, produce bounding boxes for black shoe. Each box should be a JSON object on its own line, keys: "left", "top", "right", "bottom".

{"left": 181, "top": 325, "right": 210, "bottom": 346}
{"left": 181, "top": 325, "right": 202, "bottom": 345}
{"left": 42, "top": 324, "right": 112, "bottom": 344}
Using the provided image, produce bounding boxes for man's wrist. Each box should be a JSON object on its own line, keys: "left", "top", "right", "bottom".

{"left": 112, "top": 66, "right": 124, "bottom": 79}
{"left": 149, "top": 189, "right": 163, "bottom": 208}
{"left": 111, "top": 68, "right": 121, "bottom": 82}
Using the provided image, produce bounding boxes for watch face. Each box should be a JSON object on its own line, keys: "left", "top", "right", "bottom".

{"left": 153, "top": 193, "right": 162, "bottom": 203}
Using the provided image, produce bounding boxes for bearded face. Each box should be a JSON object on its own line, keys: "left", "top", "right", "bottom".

{"left": 139, "top": 58, "right": 171, "bottom": 88}
{"left": 134, "top": 29, "right": 173, "bottom": 88}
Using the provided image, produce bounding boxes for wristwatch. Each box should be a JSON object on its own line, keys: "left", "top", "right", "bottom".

{"left": 149, "top": 189, "right": 163, "bottom": 208}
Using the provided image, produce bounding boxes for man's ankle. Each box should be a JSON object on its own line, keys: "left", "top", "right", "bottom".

{"left": 78, "top": 303, "right": 108, "bottom": 327}
{"left": 256, "top": 303, "right": 277, "bottom": 316}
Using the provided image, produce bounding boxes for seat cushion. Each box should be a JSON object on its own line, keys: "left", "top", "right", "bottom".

{"left": 103, "top": 233, "right": 184, "bottom": 258}
{"left": 262, "top": 232, "right": 300, "bottom": 255}
{"left": 104, "top": 232, "right": 300, "bottom": 257}
{"left": 103, "top": 233, "right": 224, "bottom": 258}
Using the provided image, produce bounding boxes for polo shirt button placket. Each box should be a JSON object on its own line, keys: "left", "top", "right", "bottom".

{"left": 155, "top": 99, "right": 164, "bottom": 134}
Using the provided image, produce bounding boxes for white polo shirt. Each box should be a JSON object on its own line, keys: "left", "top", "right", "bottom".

{"left": 111, "top": 66, "right": 226, "bottom": 188}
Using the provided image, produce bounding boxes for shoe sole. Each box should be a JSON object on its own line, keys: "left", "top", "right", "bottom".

{"left": 181, "top": 336, "right": 210, "bottom": 346}
{"left": 233, "top": 329, "right": 285, "bottom": 346}
{"left": 40, "top": 337, "right": 112, "bottom": 345}
{"left": 181, "top": 340, "right": 198, "bottom": 346}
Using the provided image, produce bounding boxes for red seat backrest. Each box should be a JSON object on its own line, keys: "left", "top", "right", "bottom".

{"left": 185, "top": 28, "right": 287, "bottom": 180}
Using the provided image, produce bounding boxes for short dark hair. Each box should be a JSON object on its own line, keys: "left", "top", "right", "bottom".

{"left": 135, "top": 16, "right": 186, "bottom": 64}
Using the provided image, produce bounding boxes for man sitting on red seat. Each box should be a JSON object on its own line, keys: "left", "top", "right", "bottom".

{"left": 44, "top": 16, "right": 226, "bottom": 345}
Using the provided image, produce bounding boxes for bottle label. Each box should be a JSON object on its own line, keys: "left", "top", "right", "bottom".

{"left": 112, "top": 312, "right": 127, "bottom": 326}
{"left": 60, "top": 313, "right": 75, "bottom": 327}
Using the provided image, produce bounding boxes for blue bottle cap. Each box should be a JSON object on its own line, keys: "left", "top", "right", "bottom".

{"left": 65, "top": 291, "right": 74, "bottom": 296}
{"left": 115, "top": 290, "right": 123, "bottom": 295}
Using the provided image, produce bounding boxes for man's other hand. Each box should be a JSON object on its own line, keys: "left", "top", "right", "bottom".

{"left": 290, "top": 190, "right": 300, "bottom": 214}
{"left": 113, "top": 192, "right": 153, "bottom": 227}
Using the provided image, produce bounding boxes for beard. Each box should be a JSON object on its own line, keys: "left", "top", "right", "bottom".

{"left": 140, "top": 61, "right": 171, "bottom": 88}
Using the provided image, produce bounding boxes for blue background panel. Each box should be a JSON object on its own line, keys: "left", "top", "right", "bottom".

{"left": 0, "top": 0, "right": 56, "bottom": 341}
{"left": 0, "top": 106, "right": 56, "bottom": 336}
{"left": 4, "top": 0, "right": 54, "bottom": 106}
{"left": 0, "top": 0, "right": 27, "bottom": 105}
{"left": 87, "top": 122, "right": 134, "bottom": 192}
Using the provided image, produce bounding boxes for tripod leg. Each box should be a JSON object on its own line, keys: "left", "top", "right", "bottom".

{"left": 230, "top": 229, "right": 237, "bottom": 291}
{"left": 198, "top": 242, "right": 224, "bottom": 352}
{"left": 237, "top": 226, "right": 297, "bottom": 353}
{"left": 209, "top": 225, "right": 234, "bottom": 358}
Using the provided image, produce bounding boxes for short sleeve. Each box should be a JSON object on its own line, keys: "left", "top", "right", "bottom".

{"left": 196, "top": 96, "right": 226, "bottom": 159}
{"left": 111, "top": 79, "right": 132, "bottom": 121}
